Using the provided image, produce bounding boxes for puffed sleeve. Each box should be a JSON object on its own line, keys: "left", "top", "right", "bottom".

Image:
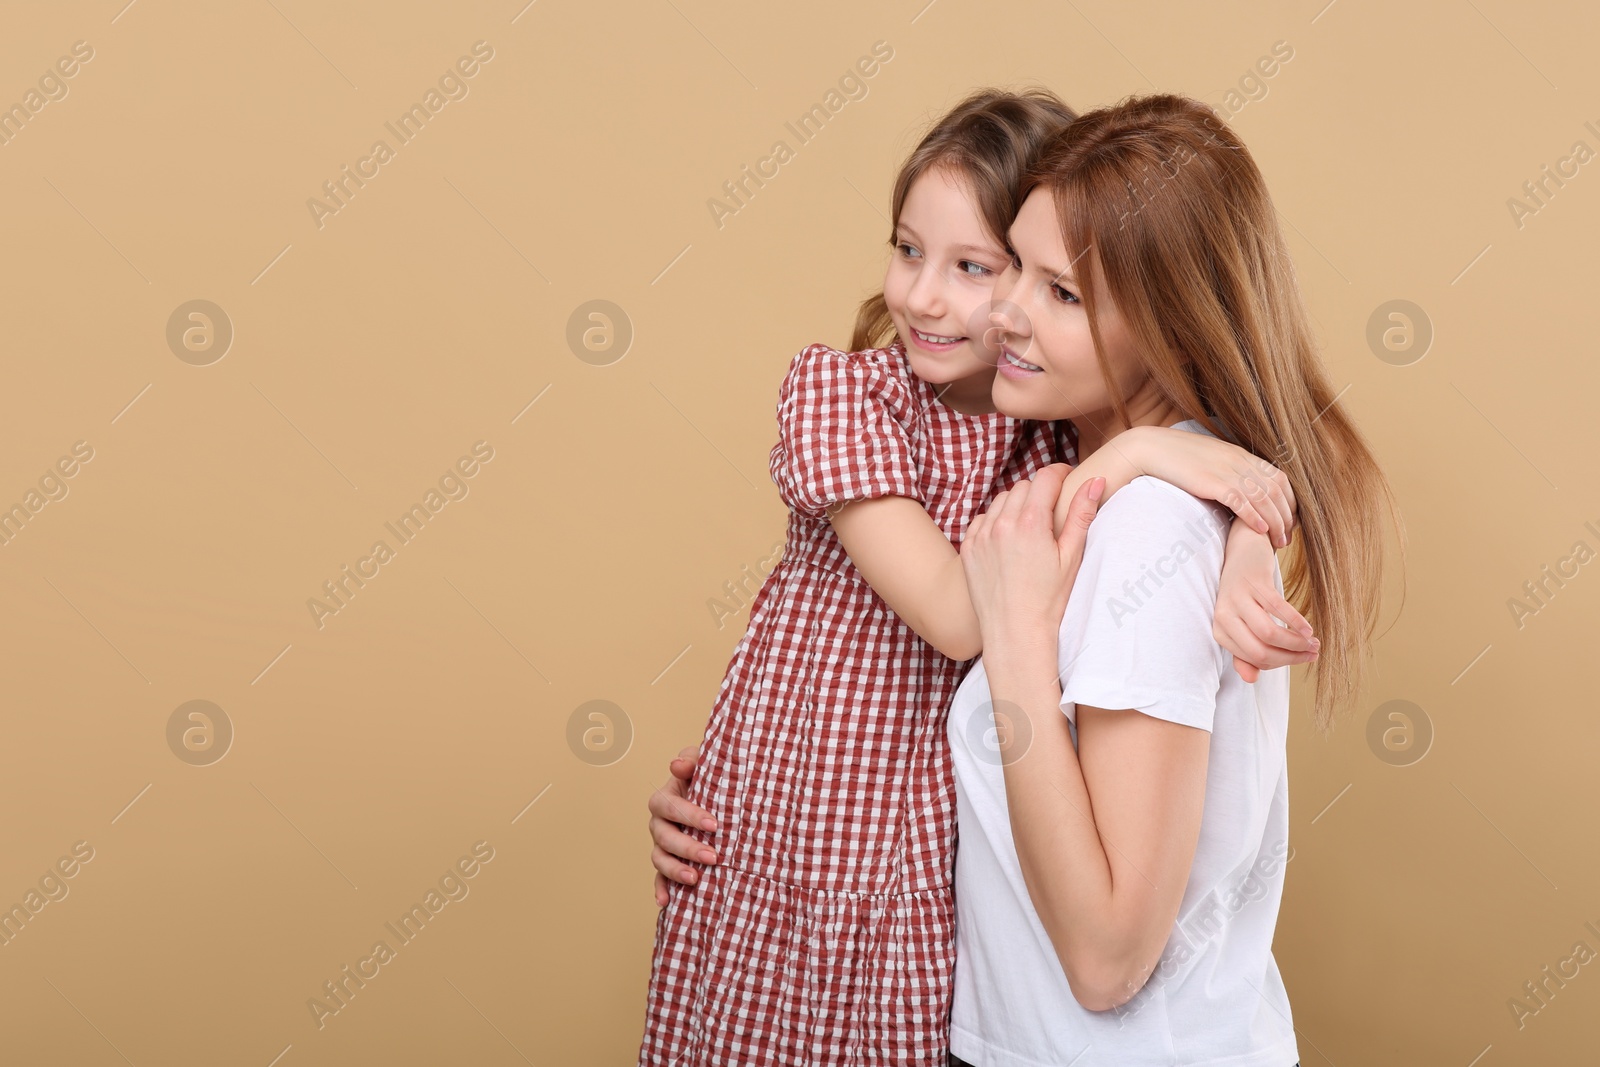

{"left": 768, "top": 344, "right": 924, "bottom": 518}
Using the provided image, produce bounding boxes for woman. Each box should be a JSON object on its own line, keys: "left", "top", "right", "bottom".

{"left": 947, "top": 94, "right": 1394, "bottom": 1064}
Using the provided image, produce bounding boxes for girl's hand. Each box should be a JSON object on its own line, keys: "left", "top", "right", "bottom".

{"left": 1214, "top": 518, "right": 1320, "bottom": 682}
{"left": 648, "top": 746, "right": 719, "bottom": 907}
{"left": 963, "top": 465, "right": 1104, "bottom": 651}
{"left": 1125, "top": 425, "right": 1297, "bottom": 548}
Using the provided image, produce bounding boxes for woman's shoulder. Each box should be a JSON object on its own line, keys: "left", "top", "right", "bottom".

{"left": 1092, "top": 476, "right": 1232, "bottom": 562}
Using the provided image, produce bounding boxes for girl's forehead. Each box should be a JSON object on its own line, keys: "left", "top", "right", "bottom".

{"left": 899, "top": 166, "right": 1001, "bottom": 249}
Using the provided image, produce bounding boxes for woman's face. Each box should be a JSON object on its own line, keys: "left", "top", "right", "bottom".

{"left": 882, "top": 166, "right": 1010, "bottom": 399}
{"left": 987, "top": 187, "right": 1166, "bottom": 446}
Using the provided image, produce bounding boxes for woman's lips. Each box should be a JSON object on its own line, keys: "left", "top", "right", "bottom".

{"left": 996, "top": 345, "right": 1043, "bottom": 380}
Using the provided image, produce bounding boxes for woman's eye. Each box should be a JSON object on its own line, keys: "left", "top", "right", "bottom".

{"left": 1052, "top": 284, "right": 1080, "bottom": 305}
{"left": 1007, "top": 249, "right": 1021, "bottom": 270}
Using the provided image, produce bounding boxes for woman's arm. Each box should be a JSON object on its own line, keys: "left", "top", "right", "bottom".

{"left": 960, "top": 466, "right": 1213, "bottom": 1011}
{"left": 832, "top": 425, "right": 1298, "bottom": 661}
{"left": 983, "top": 650, "right": 1210, "bottom": 1010}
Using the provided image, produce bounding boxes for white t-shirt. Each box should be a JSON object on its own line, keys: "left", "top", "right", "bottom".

{"left": 947, "top": 421, "right": 1299, "bottom": 1067}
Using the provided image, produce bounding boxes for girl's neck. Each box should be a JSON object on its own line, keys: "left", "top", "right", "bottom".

{"left": 934, "top": 371, "right": 1000, "bottom": 416}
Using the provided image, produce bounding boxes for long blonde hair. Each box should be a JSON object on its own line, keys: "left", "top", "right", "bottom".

{"left": 1027, "top": 94, "right": 1403, "bottom": 729}
{"left": 850, "top": 88, "right": 1077, "bottom": 351}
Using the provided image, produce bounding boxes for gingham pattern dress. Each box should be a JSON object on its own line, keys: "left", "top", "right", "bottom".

{"left": 639, "top": 341, "right": 1076, "bottom": 1066}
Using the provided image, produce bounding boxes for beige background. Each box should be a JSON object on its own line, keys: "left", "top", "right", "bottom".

{"left": 0, "top": 0, "right": 1595, "bottom": 1063}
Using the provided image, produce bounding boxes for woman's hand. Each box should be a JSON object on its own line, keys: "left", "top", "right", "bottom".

{"left": 648, "top": 746, "right": 719, "bottom": 907}
{"left": 1214, "top": 518, "right": 1320, "bottom": 681}
{"left": 1123, "top": 425, "right": 1297, "bottom": 548}
{"left": 963, "top": 465, "right": 1105, "bottom": 654}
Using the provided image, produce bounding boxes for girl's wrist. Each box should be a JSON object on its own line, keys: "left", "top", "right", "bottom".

{"left": 981, "top": 631, "right": 1059, "bottom": 679}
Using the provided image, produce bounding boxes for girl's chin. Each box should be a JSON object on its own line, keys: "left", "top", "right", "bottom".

{"left": 905, "top": 348, "right": 993, "bottom": 386}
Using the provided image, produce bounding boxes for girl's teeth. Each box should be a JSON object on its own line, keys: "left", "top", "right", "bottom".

{"left": 1005, "top": 350, "right": 1042, "bottom": 371}
{"left": 917, "top": 330, "right": 961, "bottom": 344}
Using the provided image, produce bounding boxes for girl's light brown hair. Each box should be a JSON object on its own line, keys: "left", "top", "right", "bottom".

{"left": 1025, "top": 93, "right": 1403, "bottom": 729}
{"left": 850, "top": 88, "right": 1077, "bottom": 351}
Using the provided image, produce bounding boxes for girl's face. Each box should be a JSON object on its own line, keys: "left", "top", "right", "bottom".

{"left": 882, "top": 166, "right": 1009, "bottom": 412}
{"left": 987, "top": 187, "right": 1172, "bottom": 451}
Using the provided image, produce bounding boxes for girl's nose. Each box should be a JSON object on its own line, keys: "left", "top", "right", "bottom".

{"left": 905, "top": 265, "right": 945, "bottom": 318}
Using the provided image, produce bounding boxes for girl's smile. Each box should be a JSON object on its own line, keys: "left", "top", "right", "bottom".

{"left": 882, "top": 164, "right": 1011, "bottom": 413}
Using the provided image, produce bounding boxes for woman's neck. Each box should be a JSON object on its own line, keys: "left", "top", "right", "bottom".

{"left": 1073, "top": 394, "right": 1186, "bottom": 458}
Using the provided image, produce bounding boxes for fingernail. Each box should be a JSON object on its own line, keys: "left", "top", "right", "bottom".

{"left": 700, "top": 850, "right": 717, "bottom": 863}
{"left": 681, "top": 870, "right": 697, "bottom": 884}
{"left": 702, "top": 818, "right": 718, "bottom": 831}
{"left": 1309, "top": 638, "right": 1321, "bottom": 650}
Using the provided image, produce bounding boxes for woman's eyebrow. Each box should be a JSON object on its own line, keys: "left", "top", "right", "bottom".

{"left": 1012, "top": 245, "right": 1071, "bottom": 283}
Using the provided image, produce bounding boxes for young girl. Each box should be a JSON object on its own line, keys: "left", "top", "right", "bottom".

{"left": 948, "top": 93, "right": 1396, "bottom": 1065}
{"left": 639, "top": 89, "right": 1316, "bottom": 1066}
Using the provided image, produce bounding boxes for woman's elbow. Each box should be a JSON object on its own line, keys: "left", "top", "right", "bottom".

{"left": 1062, "top": 954, "right": 1154, "bottom": 1014}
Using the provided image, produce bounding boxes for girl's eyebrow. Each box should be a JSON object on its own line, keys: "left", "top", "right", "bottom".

{"left": 895, "top": 225, "right": 1001, "bottom": 260}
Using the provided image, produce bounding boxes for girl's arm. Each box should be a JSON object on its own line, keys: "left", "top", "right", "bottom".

{"left": 1119, "top": 424, "right": 1319, "bottom": 678}
{"left": 960, "top": 467, "right": 1209, "bottom": 1012}
{"left": 1216, "top": 517, "right": 1318, "bottom": 681}
{"left": 831, "top": 423, "right": 1299, "bottom": 661}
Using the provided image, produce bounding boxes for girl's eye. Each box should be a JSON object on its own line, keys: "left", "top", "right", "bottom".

{"left": 957, "top": 260, "right": 992, "bottom": 278}
{"left": 1052, "top": 283, "right": 1080, "bottom": 305}
{"left": 897, "top": 242, "right": 922, "bottom": 259}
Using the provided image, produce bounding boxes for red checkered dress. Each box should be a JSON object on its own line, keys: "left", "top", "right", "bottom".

{"left": 639, "top": 340, "right": 1076, "bottom": 1066}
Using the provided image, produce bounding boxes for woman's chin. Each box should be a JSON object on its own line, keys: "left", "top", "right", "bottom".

{"left": 991, "top": 374, "right": 1066, "bottom": 421}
